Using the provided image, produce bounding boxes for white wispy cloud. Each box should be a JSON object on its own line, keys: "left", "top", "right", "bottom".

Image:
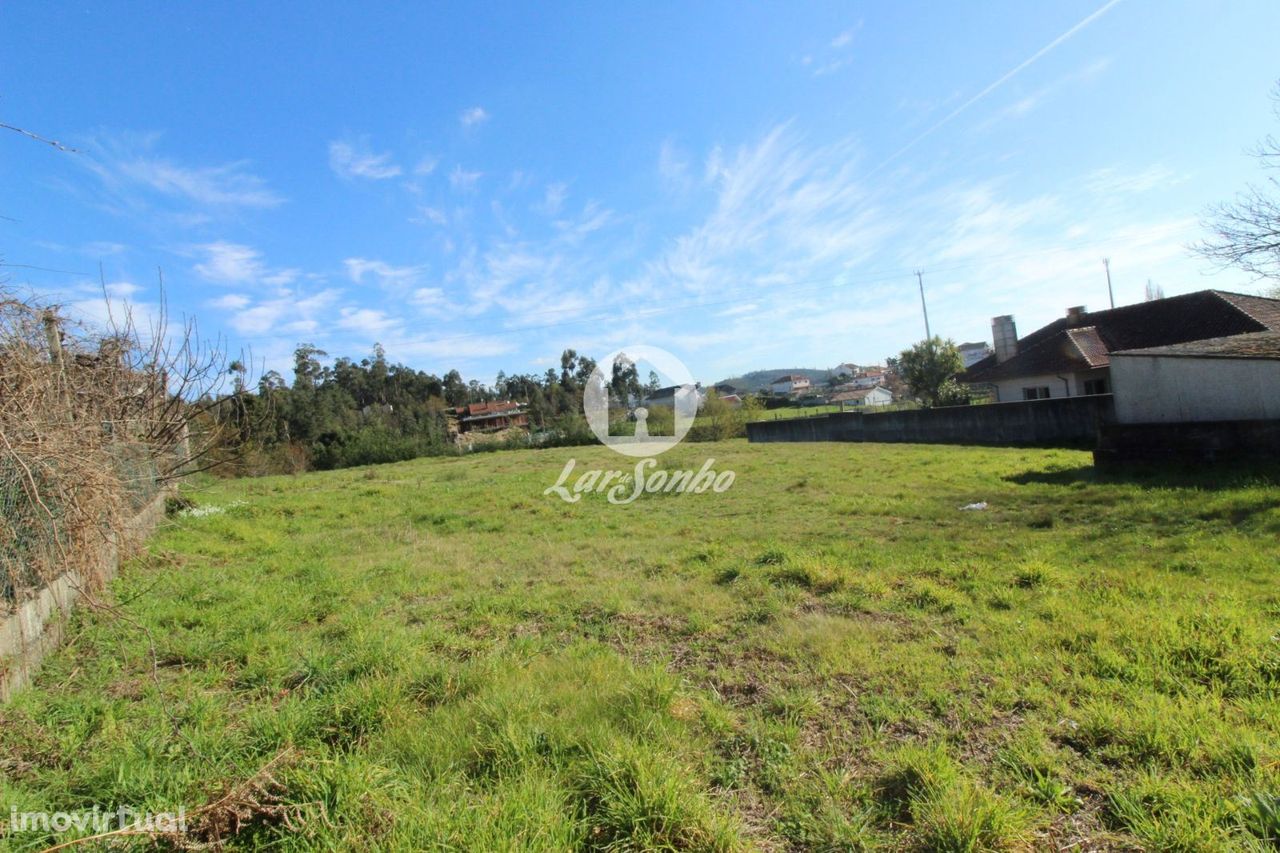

{"left": 82, "top": 132, "right": 283, "bottom": 214}
{"left": 391, "top": 333, "right": 517, "bottom": 361}
{"left": 703, "top": 146, "right": 727, "bottom": 183}
{"left": 553, "top": 201, "right": 612, "bottom": 241}
{"left": 190, "top": 241, "right": 300, "bottom": 294}
{"left": 802, "top": 21, "right": 862, "bottom": 76}
{"left": 413, "top": 205, "right": 448, "bottom": 226}
{"left": 658, "top": 139, "right": 693, "bottom": 195}
{"left": 635, "top": 125, "right": 892, "bottom": 297}
{"left": 122, "top": 159, "right": 281, "bottom": 207}
{"left": 971, "top": 57, "right": 1113, "bottom": 133}
{"left": 1083, "top": 165, "right": 1178, "bottom": 196}
{"left": 411, "top": 287, "right": 447, "bottom": 308}
{"left": 83, "top": 241, "right": 127, "bottom": 257}
{"left": 209, "top": 293, "right": 251, "bottom": 311}
{"left": 449, "top": 165, "right": 483, "bottom": 192}
{"left": 443, "top": 120, "right": 1208, "bottom": 375}
{"left": 539, "top": 182, "right": 568, "bottom": 216}
{"left": 102, "top": 280, "right": 140, "bottom": 299}
{"left": 459, "top": 106, "right": 490, "bottom": 128}
{"left": 716, "top": 302, "right": 759, "bottom": 317}
{"left": 811, "top": 58, "right": 851, "bottom": 77}
{"left": 226, "top": 288, "right": 342, "bottom": 336}
{"left": 263, "top": 268, "right": 301, "bottom": 287}
{"left": 337, "top": 306, "right": 400, "bottom": 336}
{"left": 344, "top": 257, "right": 425, "bottom": 290}
{"left": 328, "top": 138, "right": 402, "bottom": 180}
{"left": 413, "top": 154, "right": 439, "bottom": 176}
{"left": 193, "top": 241, "right": 267, "bottom": 283}
{"left": 437, "top": 196, "right": 623, "bottom": 323}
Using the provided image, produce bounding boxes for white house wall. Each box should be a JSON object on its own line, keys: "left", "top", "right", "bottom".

{"left": 866, "top": 388, "right": 893, "bottom": 406}
{"left": 1112, "top": 355, "right": 1280, "bottom": 423}
{"left": 991, "top": 373, "right": 1075, "bottom": 402}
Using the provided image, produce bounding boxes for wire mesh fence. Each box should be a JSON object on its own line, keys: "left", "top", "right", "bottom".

{"left": 0, "top": 440, "right": 170, "bottom": 613}
{"left": 1, "top": 291, "right": 221, "bottom": 626}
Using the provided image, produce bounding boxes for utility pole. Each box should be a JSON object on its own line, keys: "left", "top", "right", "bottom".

{"left": 915, "top": 270, "right": 932, "bottom": 340}
{"left": 1102, "top": 258, "right": 1115, "bottom": 309}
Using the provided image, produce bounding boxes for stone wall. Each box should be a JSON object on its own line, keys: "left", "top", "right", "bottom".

{"left": 0, "top": 490, "right": 169, "bottom": 701}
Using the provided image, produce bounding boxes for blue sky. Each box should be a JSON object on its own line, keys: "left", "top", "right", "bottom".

{"left": 3, "top": 0, "right": 1279, "bottom": 384}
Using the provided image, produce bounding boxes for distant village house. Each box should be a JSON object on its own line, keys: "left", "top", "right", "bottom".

{"left": 769, "top": 374, "right": 811, "bottom": 395}
{"left": 957, "top": 342, "right": 993, "bottom": 368}
{"left": 452, "top": 401, "right": 529, "bottom": 434}
{"left": 642, "top": 384, "right": 702, "bottom": 409}
{"left": 846, "top": 369, "right": 888, "bottom": 390}
{"left": 831, "top": 386, "right": 893, "bottom": 409}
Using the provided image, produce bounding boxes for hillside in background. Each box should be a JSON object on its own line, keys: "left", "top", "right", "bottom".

{"left": 712, "top": 367, "right": 838, "bottom": 392}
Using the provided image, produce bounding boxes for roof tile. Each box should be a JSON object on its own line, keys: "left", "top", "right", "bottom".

{"left": 960, "top": 290, "right": 1280, "bottom": 383}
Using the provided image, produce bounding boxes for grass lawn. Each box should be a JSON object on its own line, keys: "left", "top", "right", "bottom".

{"left": 752, "top": 405, "right": 842, "bottom": 421}
{"left": 751, "top": 404, "right": 919, "bottom": 423}
{"left": 2, "top": 441, "right": 1278, "bottom": 850}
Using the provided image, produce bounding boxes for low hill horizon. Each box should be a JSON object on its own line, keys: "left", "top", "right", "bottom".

{"left": 711, "top": 367, "right": 838, "bottom": 393}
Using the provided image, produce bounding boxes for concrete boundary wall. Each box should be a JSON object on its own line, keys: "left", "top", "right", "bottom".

{"left": 1096, "top": 419, "right": 1280, "bottom": 466}
{"left": 0, "top": 491, "right": 169, "bottom": 701}
{"left": 746, "top": 395, "right": 1115, "bottom": 447}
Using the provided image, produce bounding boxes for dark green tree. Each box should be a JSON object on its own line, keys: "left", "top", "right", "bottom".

{"left": 292, "top": 344, "right": 327, "bottom": 391}
{"left": 897, "top": 337, "right": 968, "bottom": 407}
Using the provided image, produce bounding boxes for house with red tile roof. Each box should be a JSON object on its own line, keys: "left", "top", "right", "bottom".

{"left": 958, "top": 290, "right": 1280, "bottom": 403}
{"left": 769, "top": 374, "right": 812, "bottom": 395}
{"left": 452, "top": 400, "right": 529, "bottom": 433}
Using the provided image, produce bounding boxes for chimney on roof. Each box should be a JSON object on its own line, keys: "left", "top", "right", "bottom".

{"left": 992, "top": 315, "right": 1018, "bottom": 364}
{"left": 1066, "top": 305, "right": 1087, "bottom": 324}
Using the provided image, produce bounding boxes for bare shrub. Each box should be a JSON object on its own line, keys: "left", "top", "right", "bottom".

{"left": 0, "top": 285, "right": 243, "bottom": 610}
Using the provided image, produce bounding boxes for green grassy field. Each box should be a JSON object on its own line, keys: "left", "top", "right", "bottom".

{"left": 750, "top": 403, "right": 920, "bottom": 422}
{"left": 2, "top": 442, "right": 1278, "bottom": 850}
{"left": 751, "top": 405, "right": 843, "bottom": 420}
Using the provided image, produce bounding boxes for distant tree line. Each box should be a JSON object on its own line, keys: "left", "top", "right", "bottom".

{"left": 219, "top": 344, "right": 604, "bottom": 474}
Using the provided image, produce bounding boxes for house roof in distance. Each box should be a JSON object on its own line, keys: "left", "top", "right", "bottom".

{"left": 1112, "top": 329, "right": 1280, "bottom": 360}
{"left": 644, "top": 384, "right": 698, "bottom": 399}
{"left": 455, "top": 400, "right": 524, "bottom": 418}
{"left": 960, "top": 290, "right": 1280, "bottom": 383}
{"left": 831, "top": 386, "right": 888, "bottom": 402}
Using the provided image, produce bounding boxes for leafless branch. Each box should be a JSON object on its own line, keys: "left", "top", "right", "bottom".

{"left": 2, "top": 278, "right": 252, "bottom": 609}
{"left": 1195, "top": 82, "right": 1280, "bottom": 290}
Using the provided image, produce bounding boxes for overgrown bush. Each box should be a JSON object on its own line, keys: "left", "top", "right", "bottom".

{"left": 688, "top": 391, "right": 758, "bottom": 442}
{"left": 1, "top": 289, "right": 236, "bottom": 606}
